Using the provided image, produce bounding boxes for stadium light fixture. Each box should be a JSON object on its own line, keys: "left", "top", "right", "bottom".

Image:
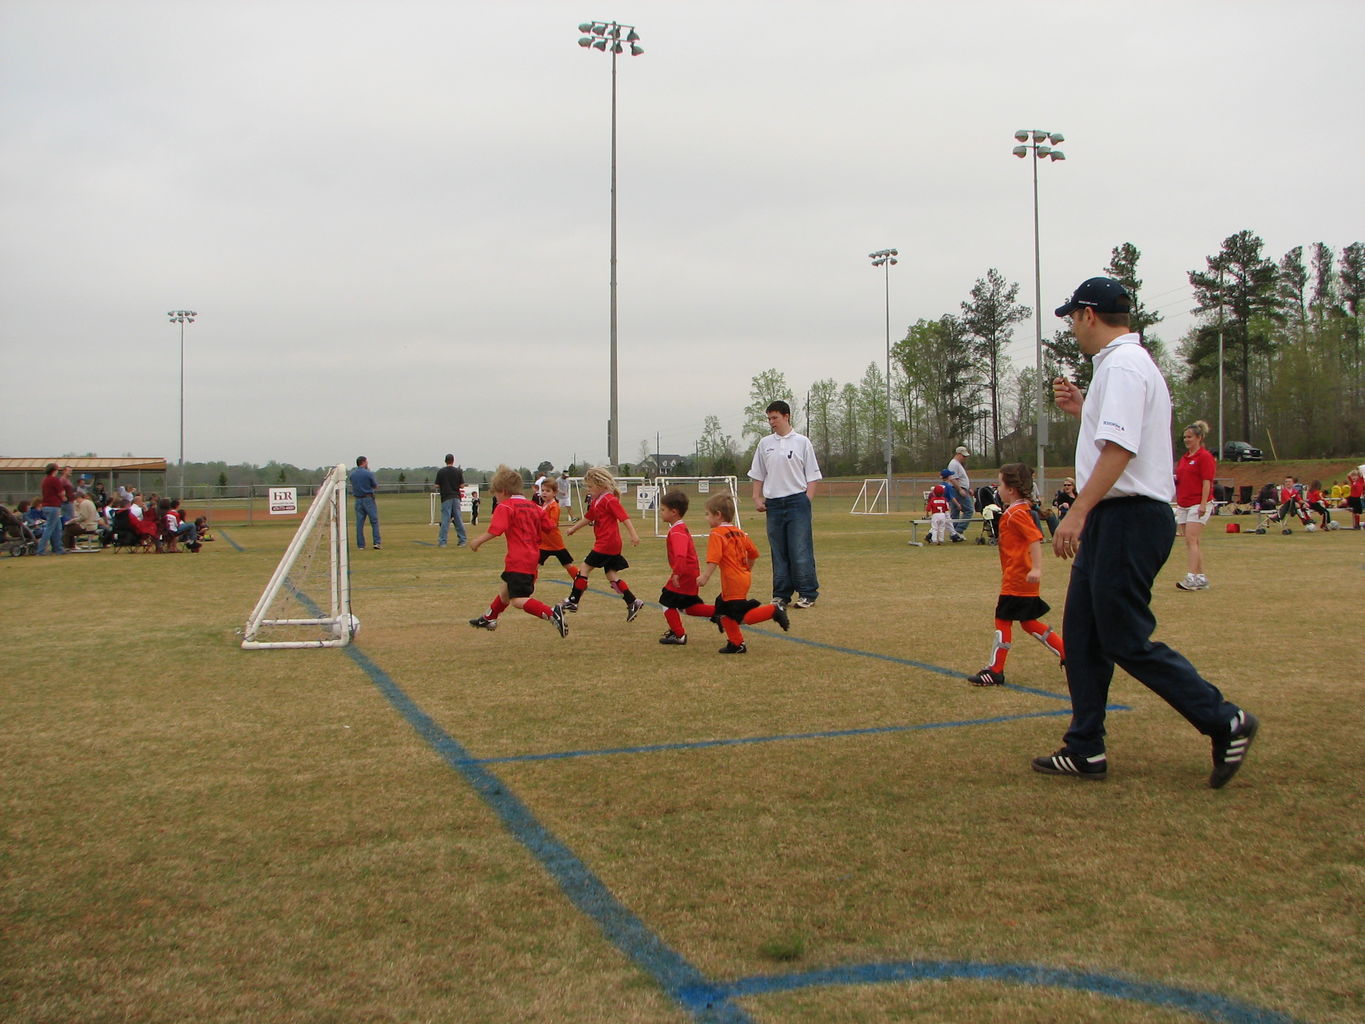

{"left": 167, "top": 310, "right": 197, "bottom": 499}
{"left": 575, "top": 19, "right": 643, "bottom": 468}
{"left": 1010, "top": 128, "right": 1066, "bottom": 501}
{"left": 868, "top": 249, "right": 899, "bottom": 506}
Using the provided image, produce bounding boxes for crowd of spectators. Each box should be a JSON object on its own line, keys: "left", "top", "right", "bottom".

{"left": 1, "top": 464, "right": 211, "bottom": 555}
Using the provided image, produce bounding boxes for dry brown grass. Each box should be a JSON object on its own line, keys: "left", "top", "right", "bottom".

{"left": 2, "top": 493, "right": 1361, "bottom": 1023}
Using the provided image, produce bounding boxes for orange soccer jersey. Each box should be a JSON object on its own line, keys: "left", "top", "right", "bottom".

{"left": 540, "top": 500, "right": 566, "bottom": 551}
{"left": 705, "top": 524, "right": 759, "bottom": 601}
{"left": 996, "top": 501, "right": 1042, "bottom": 597}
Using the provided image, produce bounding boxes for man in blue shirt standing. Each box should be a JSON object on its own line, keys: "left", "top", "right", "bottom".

{"left": 350, "top": 455, "right": 381, "bottom": 550}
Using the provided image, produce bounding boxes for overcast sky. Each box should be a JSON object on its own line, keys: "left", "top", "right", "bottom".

{"left": 2, "top": 0, "right": 1360, "bottom": 472}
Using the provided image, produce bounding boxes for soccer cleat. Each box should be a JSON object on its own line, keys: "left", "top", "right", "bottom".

{"left": 968, "top": 668, "right": 1005, "bottom": 687}
{"left": 551, "top": 603, "right": 569, "bottom": 638}
{"left": 718, "top": 642, "right": 747, "bottom": 654}
{"left": 793, "top": 596, "right": 815, "bottom": 609}
{"left": 1210, "top": 710, "right": 1259, "bottom": 789}
{"left": 563, "top": 599, "right": 578, "bottom": 612}
{"left": 468, "top": 616, "right": 498, "bottom": 631}
{"left": 1032, "top": 749, "right": 1108, "bottom": 780}
{"left": 772, "top": 603, "right": 790, "bottom": 632}
{"left": 626, "top": 599, "right": 645, "bottom": 622}
{"left": 658, "top": 630, "right": 687, "bottom": 646}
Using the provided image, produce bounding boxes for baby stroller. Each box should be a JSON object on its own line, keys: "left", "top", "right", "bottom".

{"left": 1, "top": 504, "right": 38, "bottom": 557}
{"left": 975, "top": 485, "right": 1001, "bottom": 545}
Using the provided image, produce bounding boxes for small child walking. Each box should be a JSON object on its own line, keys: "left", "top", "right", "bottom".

{"left": 537, "top": 476, "right": 583, "bottom": 591}
{"left": 926, "top": 484, "right": 952, "bottom": 545}
{"left": 969, "top": 462, "right": 1064, "bottom": 686}
{"left": 467, "top": 465, "right": 568, "bottom": 637}
{"left": 656, "top": 490, "right": 712, "bottom": 645}
{"left": 563, "top": 465, "right": 644, "bottom": 620}
{"left": 694, "top": 493, "right": 789, "bottom": 654}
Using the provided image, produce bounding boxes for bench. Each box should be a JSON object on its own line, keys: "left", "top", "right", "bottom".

{"left": 907, "top": 517, "right": 989, "bottom": 546}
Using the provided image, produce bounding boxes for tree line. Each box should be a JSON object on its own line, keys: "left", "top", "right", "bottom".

{"left": 677, "top": 233, "right": 1363, "bottom": 477}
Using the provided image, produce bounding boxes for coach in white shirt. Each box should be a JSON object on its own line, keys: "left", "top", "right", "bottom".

{"left": 748, "top": 400, "right": 822, "bottom": 609}
{"left": 1034, "top": 276, "right": 1257, "bottom": 788}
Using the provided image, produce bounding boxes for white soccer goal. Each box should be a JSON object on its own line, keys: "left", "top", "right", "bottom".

{"left": 849, "top": 478, "right": 889, "bottom": 515}
{"left": 241, "top": 463, "right": 354, "bottom": 650}
{"left": 427, "top": 486, "right": 479, "bottom": 526}
{"left": 653, "top": 476, "right": 741, "bottom": 537}
{"left": 564, "top": 476, "right": 649, "bottom": 521}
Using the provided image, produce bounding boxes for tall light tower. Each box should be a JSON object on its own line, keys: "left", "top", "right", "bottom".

{"left": 167, "top": 310, "right": 197, "bottom": 498}
{"left": 577, "top": 19, "right": 643, "bottom": 468}
{"left": 1012, "top": 129, "right": 1065, "bottom": 499}
{"left": 868, "top": 249, "right": 897, "bottom": 507}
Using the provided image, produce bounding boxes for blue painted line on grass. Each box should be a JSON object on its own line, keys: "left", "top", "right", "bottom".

{"left": 341, "top": 642, "right": 754, "bottom": 1024}
{"left": 461, "top": 708, "right": 1130, "bottom": 766}
{"left": 715, "top": 960, "right": 1304, "bottom": 1024}
{"left": 218, "top": 528, "right": 245, "bottom": 552}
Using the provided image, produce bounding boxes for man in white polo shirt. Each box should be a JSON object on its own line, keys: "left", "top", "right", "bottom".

{"left": 1035, "top": 277, "right": 1258, "bottom": 788}
{"left": 749, "top": 400, "right": 822, "bottom": 608}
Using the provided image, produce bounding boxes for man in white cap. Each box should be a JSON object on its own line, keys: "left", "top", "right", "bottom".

{"left": 944, "top": 445, "right": 973, "bottom": 541}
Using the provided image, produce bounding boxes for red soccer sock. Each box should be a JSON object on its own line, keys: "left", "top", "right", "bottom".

{"left": 613, "top": 578, "right": 637, "bottom": 603}
{"left": 689, "top": 604, "right": 715, "bottom": 618}
{"left": 570, "top": 576, "right": 588, "bottom": 602}
{"left": 664, "top": 608, "right": 684, "bottom": 635}
{"left": 743, "top": 605, "right": 775, "bottom": 624}
{"left": 1022, "top": 619, "right": 1065, "bottom": 661}
{"left": 989, "top": 619, "right": 1013, "bottom": 673}
{"left": 522, "top": 598, "right": 553, "bottom": 620}
{"left": 487, "top": 595, "right": 509, "bottom": 620}
{"left": 722, "top": 619, "right": 745, "bottom": 645}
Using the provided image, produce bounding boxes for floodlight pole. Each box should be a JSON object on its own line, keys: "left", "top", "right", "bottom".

{"left": 868, "top": 249, "right": 898, "bottom": 508}
{"left": 168, "top": 310, "right": 197, "bottom": 498}
{"left": 578, "top": 19, "right": 643, "bottom": 468}
{"left": 1012, "top": 129, "right": 1065, "bottom": 501}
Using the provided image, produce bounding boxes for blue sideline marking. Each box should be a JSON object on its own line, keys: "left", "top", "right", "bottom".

{"left": 715, "top": 960, "right": 1304, "bottom": 1024}
{"left": 217, "top": 528, "right": 245, "bottom": 552}
{"left": 461, "top": 708, "right": 1127, "bottom": 766}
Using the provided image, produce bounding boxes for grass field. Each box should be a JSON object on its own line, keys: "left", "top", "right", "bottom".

{"left": 4, "top": 492, "right": 1362, "bottom": 1023}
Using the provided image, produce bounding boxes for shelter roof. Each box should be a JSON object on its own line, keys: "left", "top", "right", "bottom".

{"left": 0, "top": 457, "right": 167, "bottom": 473}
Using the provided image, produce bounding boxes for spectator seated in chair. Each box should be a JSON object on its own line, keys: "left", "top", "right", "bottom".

{"left": 62, "top": 491, "right": 109, "bottom": 550}
{"left": 158, "top": 498, "right": 201, "bottom": 552}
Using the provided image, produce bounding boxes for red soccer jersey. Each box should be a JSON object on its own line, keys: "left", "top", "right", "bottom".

{"left": 540, "top": 501, "right": 566, "bottom": 551}
{"left": 997, "top": 501, "right": 1042, "bottom": 597}
{"left": 1174, "top": 446, "right": 1216, "bottom": 507}
{"left": 1280, "top": 485, "right": 1299, "bottom": 504}
{"left": 665, "top": 520, "right": 700, "bottom": 596}
{"left": 585, "top": 491, "right": 629, "bottom": 555}
{"left": 488, "top": 494, "right": 543, "bottom": 575}
{"left": 1352, "top": 477, "right": 1364, "bottom": 499}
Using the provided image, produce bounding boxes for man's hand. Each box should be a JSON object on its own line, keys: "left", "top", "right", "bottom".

{"left": 1053, "top": 377, "right": 1084, "bottom": 419}
{"left": 1052, "top": 512, "right": 1083, "bottom": 560}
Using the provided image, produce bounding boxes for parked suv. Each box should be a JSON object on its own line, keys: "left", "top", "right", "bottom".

{"left": 1223, "top": 440, "right": 1263, "bottom": 462}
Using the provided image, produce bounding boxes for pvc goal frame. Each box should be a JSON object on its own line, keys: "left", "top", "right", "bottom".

{"left": 652, "top": 476, "right": 741, "bottom": 538}
{"left": 849, "top": 478, "right": 889, "bottom": 515}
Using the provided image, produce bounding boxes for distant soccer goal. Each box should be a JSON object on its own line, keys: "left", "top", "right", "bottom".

{"left": 427, "top": 485, "right": 479, "bottom": 526}
{"left": 241, "top": 463, "right": 355, "bottom": 650}
{"left": 849, "top": 478, "right": 889, "bottom": 515}
{"left": 564, "top": 476, "right": 649, "bottom": 522}
{"left": 653, "top": 476, "right": 741, "bottom": 538}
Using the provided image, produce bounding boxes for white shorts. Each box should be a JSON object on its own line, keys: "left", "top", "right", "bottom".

{"left": 1174, "top": 503, "right": 1213, "bottom": 526}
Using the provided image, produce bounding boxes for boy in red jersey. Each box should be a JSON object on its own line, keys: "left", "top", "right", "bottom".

{"left": 563, "top": 466, "right": 644, "bottom": 620}
{"left": 1347, "top": 468, "right": 1363, "bottom": 529}
{"left": 969, "top": 463, "right": 1065, "bottom": 686}
{"left": 694, "top": 493, "right": 789, "bottom": 654}
{"left": 537, "top": 476, "right": 583, "bottom": 591}
{"left": 926, "top": 484, "right": 952, "bottom": 545}
{"left": 655, "top": 490, "right": 711, "bottom": 646}
{"left": 467, "top": 465, "right": 568, "bottom": 637}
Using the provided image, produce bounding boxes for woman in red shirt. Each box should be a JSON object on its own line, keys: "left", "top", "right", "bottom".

{"left": 1173, "top": 420, "right": 1217, "bottom": 591}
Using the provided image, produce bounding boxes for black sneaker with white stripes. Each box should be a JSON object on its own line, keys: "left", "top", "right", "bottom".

{"left": 1032, "top": 748, "right": 1108, "bottom": 780}
{"left": 1209, "top": 710, "right": 1259, "bottom": 789}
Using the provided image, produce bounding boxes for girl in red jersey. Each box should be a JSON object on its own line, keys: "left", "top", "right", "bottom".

{"left": 693, "top": 493, "right": 789, "bottom": 654}
{"left": 537, "top": 476, "right": 583, "bottom": 590}
{"left": 969, "top": 463, "right": 1065, "bottom": 687}
{"left": 655, "top": 490, "right": 712, "bottom": 646}
{"left": 1173, "top": 419, "right": 1217, "bottom": 591}
{"left": 1347, "top": 469, "right": 1364, "bottom": 529}
{"left": 563, "top": 466, "right": 644, "bottom": 620}
{"left": 1305, "top": 479, "right": 1332, "bottom": 530}
{"left": 467, "top": 465, "right": 568, "bottom": 637}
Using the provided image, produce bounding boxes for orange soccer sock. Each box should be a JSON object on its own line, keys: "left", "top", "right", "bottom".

{"left": 722, "top": 619, "right": 745, "bottom": 645}
{"left": 1022, "top": 619, "right": 1065, "bottom": 662}
{"left": 989, "top": 619, "right": 1013, "bottom": 673}
{"left": 664, "top": 608, "right": 684, "bottom": 635}
{"left": 743, "top": 605, "right": 775, "bottom": 625}
{"left": 522, "top": 598, "right": 553, "bottom": 620}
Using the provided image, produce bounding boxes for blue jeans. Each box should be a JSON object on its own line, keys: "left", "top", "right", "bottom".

{"left": 953, "top": 490, "right": 975, "bottom": 536}
{"left": 764, "top": 492, "right": 818, "bottom": 603}
{"left": 1061, "top": 497, "right": 1237, "bottom": 756}
{"left": 37, "top": 506, "right": 64, "bottom": 554}
{"left": 439, "top": 497, "right": 467, "bottom": 546}
{"left": 354, "top": 495, "right": 380, "bottom": 548}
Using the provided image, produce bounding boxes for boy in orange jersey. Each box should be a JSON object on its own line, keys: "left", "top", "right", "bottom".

{"left": 655, "top": 490, "right": 712, "bottom": 646}
{"left": 694, "top": 493, "right": 789, "bottom": 654}
{"left": 537, "top": 477, "right": 583, "bottom": 593}
{"left": 969, "top": 463, "right": 1064, "bottom": 686}
{"left": 467, "top": 465, "right": 568, "bottom": 637}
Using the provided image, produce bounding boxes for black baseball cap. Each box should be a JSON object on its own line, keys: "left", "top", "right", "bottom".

{"left": 1055, "top": 277, "right": 1131, "bottom": 317}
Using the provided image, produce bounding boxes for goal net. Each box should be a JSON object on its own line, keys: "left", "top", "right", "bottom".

{"left": 849, "top": 478, "right": 889, "bottom": 515}
{"left": 652, "top": 476, "right": 741, "bottom": 538}
{"left": 241, "top": 463, "right": 354, "bottom": 649}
